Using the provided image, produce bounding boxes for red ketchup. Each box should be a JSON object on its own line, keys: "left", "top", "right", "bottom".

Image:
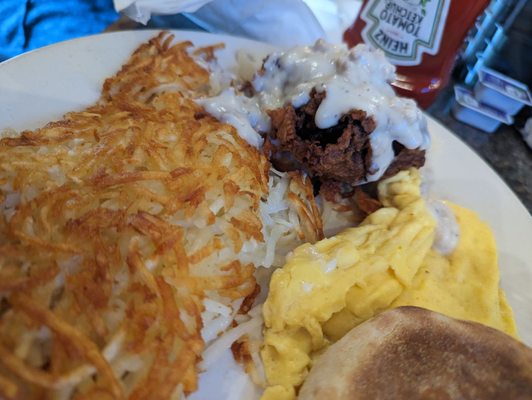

{"left": 344, "top": 0, "right": 490, "bottom": 108}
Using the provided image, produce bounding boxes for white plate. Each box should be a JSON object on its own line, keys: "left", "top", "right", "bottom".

{"left": 1, "top": 30, "right": 531, "bottom": 397}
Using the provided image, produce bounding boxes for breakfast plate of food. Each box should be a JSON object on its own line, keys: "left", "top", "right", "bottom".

{"left": 0, "top": 30, "right": 531, "bottom": 399}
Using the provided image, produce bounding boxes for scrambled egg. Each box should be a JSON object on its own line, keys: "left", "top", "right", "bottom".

{"left": 260, "top": 168, "right": 517, "bottom": 400}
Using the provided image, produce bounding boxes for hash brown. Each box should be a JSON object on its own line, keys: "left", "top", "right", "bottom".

{"left": 0, "top": 32, "right": 321, "bottom": 399}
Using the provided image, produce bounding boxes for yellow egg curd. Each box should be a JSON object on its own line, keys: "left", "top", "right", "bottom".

{"left": 260, "top": 168, "right": 517, "bottom": 400}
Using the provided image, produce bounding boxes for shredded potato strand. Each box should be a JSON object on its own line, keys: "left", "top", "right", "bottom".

{"left": 0, "top": 32, "right": 322, "bottom": 399}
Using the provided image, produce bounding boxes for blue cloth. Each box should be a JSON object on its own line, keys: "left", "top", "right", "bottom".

{"left": 0, "top": 0, "right": 119, "bottom": 61}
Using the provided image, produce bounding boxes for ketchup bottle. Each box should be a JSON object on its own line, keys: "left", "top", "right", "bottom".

{"left": 344, "top": 0, "right": 490, "bottom": 108}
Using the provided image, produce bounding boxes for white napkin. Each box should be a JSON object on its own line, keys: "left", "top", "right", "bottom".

{"left": 113, "top": 0, "right": 362, "bottom": 46}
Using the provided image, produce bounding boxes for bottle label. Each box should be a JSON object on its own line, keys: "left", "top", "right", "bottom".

{"left": 360, "top": 0, "right": 451, "bottom": 66}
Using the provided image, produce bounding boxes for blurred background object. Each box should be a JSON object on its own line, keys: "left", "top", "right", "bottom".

{"left": 115, "top": 0, "right": 362, "bottom": 46}
{"left": 446, "top": 0, "right": 532, "bottom": 144}
{"left": 344, "top": 0, "right": 491, "bottom": 109}
{"left": 0, "top": 0, "right": 119, "bottom": 62}
{"left": 427, "top": 0, "right": 531, "bottom": 211}
{"left": 458, "top": 0, "right": 530, "bottom": 88}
